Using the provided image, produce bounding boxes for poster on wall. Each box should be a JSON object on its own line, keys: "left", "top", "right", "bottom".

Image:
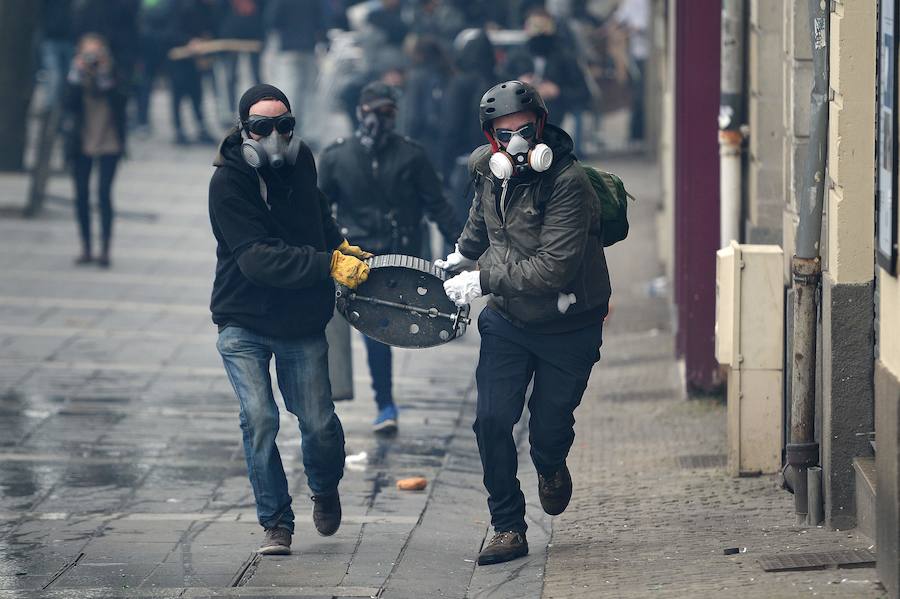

{"left": 878, "top": 0, "right": 899, "bottom": 275}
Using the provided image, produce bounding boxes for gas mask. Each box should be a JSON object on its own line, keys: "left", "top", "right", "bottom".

{"left": 489, "top": 129, "right": 553, "bottom": 180}
{"left": 356, "top": 107, "right": 396, "bottom": 152}
{"left": 241, "top": 129, "right": 301, "bottom": 170}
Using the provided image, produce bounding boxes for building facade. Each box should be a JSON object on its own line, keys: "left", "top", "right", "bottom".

{"left": 660, "top": 0, "right": 898, "bottom": 592}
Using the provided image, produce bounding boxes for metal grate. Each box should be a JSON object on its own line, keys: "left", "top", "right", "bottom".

{"left": 758, "top": 548, "right": 876, "bottom": 572}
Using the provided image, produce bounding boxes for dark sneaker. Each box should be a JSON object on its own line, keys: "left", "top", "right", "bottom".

{"left": 373, "top": 404, "right": 398, "bottom": 434}
{"left": 312, "top": 491, "right": 341, "bottom": 536}
{"left": 257, "top": 527, "right": 291, "bottom": 555}
{"left": 477, "top": 531, "right": 528, "bottom": 566}
{"left": 538, "top": 464, "right": 573, "bottom": 515}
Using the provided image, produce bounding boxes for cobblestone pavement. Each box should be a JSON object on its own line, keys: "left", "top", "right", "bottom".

{"left": 0, "top": 110, "right": 885, "bottom": 598}
{"left": 541, "top": 160, "right": 884, "bottom": 598}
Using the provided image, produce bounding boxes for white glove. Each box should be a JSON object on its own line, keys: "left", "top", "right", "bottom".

{"left": 434, "top": 244, "right": 477, "bottom": 272}
{"left": 443, "top": 270, "right": 483, "bottom": 306}
{"left": 557, "top": 292, "right": 577, "bottom": 314}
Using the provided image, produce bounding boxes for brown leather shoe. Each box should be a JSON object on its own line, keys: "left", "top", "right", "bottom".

{"left": 257, "top": 526, "right": 291, "bottom": 555}
{"left": 538, "top": 464, "right": 572, "bottom": 515}
{"left": 476, "top": 531, "right": 528, "bottom": 565}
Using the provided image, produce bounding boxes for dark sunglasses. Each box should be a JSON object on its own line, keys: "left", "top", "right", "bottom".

{"left": 494, "top": 122, "right": 537, "bottom": 143}
{"left": 244, "top": 113, "right": 296, "bottom": 136}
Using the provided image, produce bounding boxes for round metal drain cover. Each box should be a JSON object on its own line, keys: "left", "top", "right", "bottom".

{"left": 335, "top": 254, "right": 471, "bottom": 349}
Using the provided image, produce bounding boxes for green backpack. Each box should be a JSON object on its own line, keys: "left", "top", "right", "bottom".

{"left": 582, "top": 165, "right": 634, "bottom": 247}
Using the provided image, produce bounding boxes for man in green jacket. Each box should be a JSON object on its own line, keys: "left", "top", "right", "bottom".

{"left": 436, "top": 80, "right": 611, "bottom": 566}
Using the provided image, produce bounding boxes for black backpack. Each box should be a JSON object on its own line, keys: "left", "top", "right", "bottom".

{"left": 583, "top": 165, "right": 634, "bottom": 247}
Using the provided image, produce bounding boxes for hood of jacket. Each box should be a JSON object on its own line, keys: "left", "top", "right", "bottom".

{"left": 214, "top": 126, "right": 255, "bottom": 174}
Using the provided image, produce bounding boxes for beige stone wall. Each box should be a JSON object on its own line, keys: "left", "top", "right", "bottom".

{"left": 746, "top": 0, "right": 786, "bottom": 243}
{"left": 827, "top": 0, "right": 876, "bottom": 286}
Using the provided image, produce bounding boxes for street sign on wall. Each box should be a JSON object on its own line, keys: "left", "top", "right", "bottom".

{"left": 878, "top": 0, "right": 899, "bottom": 275}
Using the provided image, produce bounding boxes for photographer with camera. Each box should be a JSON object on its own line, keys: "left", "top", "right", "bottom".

{"left": 63, "top": 33, "right": 127, "bottom": 268}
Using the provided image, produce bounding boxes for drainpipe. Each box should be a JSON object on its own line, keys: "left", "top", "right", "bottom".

{"left": 784, "top": 0, "right": 829, "bottom": 524}
{"left": 719, "top": 0, "right": 745, "bottom": 248}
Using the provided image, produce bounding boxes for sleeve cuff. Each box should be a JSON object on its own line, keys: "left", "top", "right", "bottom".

{"left": 479, "top": 269, "right": 492, "bottom": 295}
{"left": 458, "top": 245, "right": 480, "bottom": 261}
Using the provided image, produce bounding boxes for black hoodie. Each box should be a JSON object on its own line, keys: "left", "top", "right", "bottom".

{"left": 208, "top": 128, "right": 344, "bottom": 338}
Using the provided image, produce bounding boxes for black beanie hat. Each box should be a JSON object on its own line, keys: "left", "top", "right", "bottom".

{"left": 238, "top": 84, "right": 291, "bottom": 123}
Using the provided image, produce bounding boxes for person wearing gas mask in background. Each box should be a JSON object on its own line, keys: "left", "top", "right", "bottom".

{"left": 436, "top": 81, "right": 611, "bottom": 566}
{"left": 208, "top": 84, "right": 373, "bottom": 556}
{"left": 63, "top": 33, "right": 127, "bottom": 268}
{"left": 319, "top": 82, "right": 463, "bottom": 435}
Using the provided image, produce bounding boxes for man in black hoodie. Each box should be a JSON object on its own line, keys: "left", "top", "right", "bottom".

{"left": 209, "top": 84, "right": 371, "bottom": 556}
{"left": 436, "top": 81, "right": 611, "bottom": 566}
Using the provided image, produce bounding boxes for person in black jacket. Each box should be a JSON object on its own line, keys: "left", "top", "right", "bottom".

{"left": 165, "top": 0, "right": 218, "bottom": 145}
{"left": 63, "top": 33, "right": 128, "bottom": 268}
{"left": 440, "top": 29, "right": 497, "bottom": 222}
{"left": 436, "top": 81, "right": 610, "bottom": 567}
{"left": 209, "top": 84, "right": 372, "bottom": 556}
{"left": 504, "top": 9, "right": 590, "bottom": 127}
{"left": 318, "top": 81, "right": 463, "bottom": 435}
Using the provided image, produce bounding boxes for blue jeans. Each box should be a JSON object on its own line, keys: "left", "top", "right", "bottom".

{"left": 363, "top": 335, "right": 393, "bottom": 410}
{"left": 217, "top": 326, "right": 345, "bottom": 533}
{"left": 474, "top": 308, "right": 603, "bottom": 533}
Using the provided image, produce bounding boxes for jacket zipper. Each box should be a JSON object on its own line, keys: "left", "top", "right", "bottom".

{"left": 499, "top": 179, "right": 512, "bottom": 263}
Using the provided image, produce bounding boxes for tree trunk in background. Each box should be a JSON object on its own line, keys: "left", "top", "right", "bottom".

{"left": 0, "top": 0, "right": 40, "bottom": 171}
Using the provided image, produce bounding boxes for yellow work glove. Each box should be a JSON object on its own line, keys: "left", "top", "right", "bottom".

{"left": 330, "top": 250, "right": 370, "bottom": 289}
{"left": 338, "top": 239, "right": 374, "bottom": 260}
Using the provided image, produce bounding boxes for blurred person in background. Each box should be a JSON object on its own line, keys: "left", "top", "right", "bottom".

{"left": 218, "top": 0, "right": 265, "bottom": 117}
{"left": 165, "top": 0, "right": 218, "bottom": 145}
{"left": 504, "top": 7, "right": 590, "bottom": 149}
{"left": 318, "top": 82, "right": 462, "bottom": 435}
{"left": 614, "top": 0, "right": 649, "bottom": 145}
{"left": 40, "top": 0, "right": 75, "bottom": 109}
{"left": 264, "top": 0, "right": 327, "bottom": 138}
{"left": 366, "top": 0, "right": 408, "bottom": 49}
{"left": 408, "top": 0, "right": 465, "bottom": 45}
{"left": 339, "top": 65, "right": 406, "bottom": 131}
{"left": 135, "top": 0, "right": 172, "bottom": 134}
{"left": 63, "top": 34, "right": 127, "bottom": 268}
{"left": 398, "top": 35, "right": 451, "bottom": 154}
{"left": 440, "top": 29, "right": 497, "bottom": 223}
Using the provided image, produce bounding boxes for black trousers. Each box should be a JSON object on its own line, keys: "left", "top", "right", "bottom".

{"left": 474, "top": 307, "right": 603, "bottom": 533}
{"left": 73, "top": 153, "right": 120, "bottom": 254}
{"left": 169, "top": 59, "right": 206, "bottom": 132}
{"left": 223, "top": 51, "right": 261, "bottom": 114}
